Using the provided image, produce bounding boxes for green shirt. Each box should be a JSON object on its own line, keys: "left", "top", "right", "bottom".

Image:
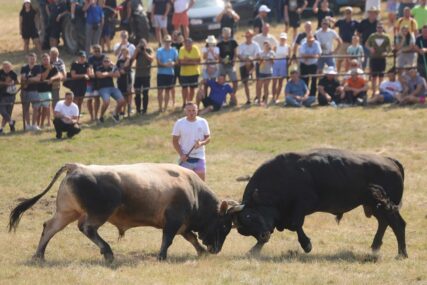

{"left": 411, "top": 5, "right": 427, "bottom": 28}
{"left": 366, "top": 33, "right": 391, "bottom": 58}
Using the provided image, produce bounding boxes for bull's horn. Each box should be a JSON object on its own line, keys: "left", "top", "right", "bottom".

{"left": 227, "top": 204, "right": 245, "bottom": 214}
{"left": 236, "top": 175, "right": 251, "bottom": 182}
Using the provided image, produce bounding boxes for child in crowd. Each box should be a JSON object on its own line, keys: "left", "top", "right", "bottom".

{"left": 346, "top": 35, "right": 364, "bottom": 72}
{"left": 272, "top": 32, "right": 289, "bottom": 104}
{"left": 257, "top": 41, "right": 275, "bottom": 105}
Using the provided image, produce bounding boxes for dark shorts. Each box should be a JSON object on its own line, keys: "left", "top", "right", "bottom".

{"left": 134, "top": 76, "right": 151, "bottom": 90}
{"left": 370, "top": 58, "right": 386, "bottom": 77}
{"left": 157, "top": 74, "right": 175, "bottom": 89}
{"left": 202, "top": 97, "right": 222, "bottom": 111}
{"left": 288, "top": 12, "right": 301, "bottom": 28}
{"left": 49, "top": 22, "right": 61, "bottom": 40}
{"left": 180, "top": 75, "right": 199, "bottom": 88}
{"left": 258, "top": 73, "right": 272, "bottom": 79}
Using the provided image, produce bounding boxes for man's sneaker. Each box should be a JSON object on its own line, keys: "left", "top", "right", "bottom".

{"left": 9, "top": 120, "right": 15, "bottom": 132}
{"left": 99, "top": 116, "right": 104, "bottom": 123}
{"left": 245, "top": 100, "right": 251, "bottom": 105}
{"left": 112, "top": 113, "right": 120, "bottom": 123}
{"left": 33, "top": 125, "right": 41, "bottom": 131}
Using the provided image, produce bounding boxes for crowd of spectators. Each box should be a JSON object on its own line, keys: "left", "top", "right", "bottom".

{"left": 2, "top": 0, "right": 427, "bottom": 136}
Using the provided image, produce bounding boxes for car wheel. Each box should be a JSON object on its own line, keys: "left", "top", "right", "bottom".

{"left": 62, "top": 15, "right": 85, "bottom": 54}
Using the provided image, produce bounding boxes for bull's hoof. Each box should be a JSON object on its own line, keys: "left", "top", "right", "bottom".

{"left": 302, "top": 241, "right": 312, "bottom": 253}
{"left": 157, "top": 254, "right": 167, "bottom": 261}
{"left": 103, "top": 253, "right": 114, "bottom": 263}
{"left": 31, "top": 254, "right": 45, "bottom": 262}
{"left": 396, "top": 251, "right": 408, "bottom": 260}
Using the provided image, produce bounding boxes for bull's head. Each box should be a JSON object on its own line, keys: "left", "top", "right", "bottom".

{"left": 199, "top": 201, "right": 240, "bottom": 254}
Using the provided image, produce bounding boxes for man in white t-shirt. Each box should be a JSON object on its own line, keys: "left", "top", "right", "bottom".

{"left": 53, "top": 92, "right": 81, "bottom": 139}
{"left": 314, "top": 18, "right": 342, "bottom": 72}
{"left": 172, "top": 102, "right": 210, "bottom": 180}
{"left": 368, "top": 68, "right": 403, "bottom": 104}
{"left": 113, "top": 31, "right": 136, "bottom": 59}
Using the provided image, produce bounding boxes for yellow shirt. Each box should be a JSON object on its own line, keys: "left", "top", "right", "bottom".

{"left": 179, "top": 46, "right": 201, "bottom": 76}
{"left": 396, "top": 18, "right": 418, "bottom": 34}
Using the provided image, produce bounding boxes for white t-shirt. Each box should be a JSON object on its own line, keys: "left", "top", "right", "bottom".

{"left": 380, "top": 80, "right": 402, "bottom": 96}
{"left": 238, "top": 42, "right": 261, "bottom": 66}
{"left": 253, "top": 34, "right": 278, "bottom": 50}
{"left": 202, "top": 46, "right": 220, "bottom": 70}
{"left": 172, "top": 117, "right": 210, "bottom": 160}
{"left": 114, "top": 42, "right": 136, "bottom": 59}
{"left": 275, "top": 44, "right": 289, "bottom": 59}
{"left": 54, "top": 100, "right": 79, "bottom": 118}
{"left": 314, "top": 28, "right": 340, "bottom": 54}
{"left": 174, "top": 0, "right": 189, "bottom": 13}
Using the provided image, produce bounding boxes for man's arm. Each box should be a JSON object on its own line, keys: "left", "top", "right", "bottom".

{"left": 172, "top": 135, "right": 187, "bottom": 162}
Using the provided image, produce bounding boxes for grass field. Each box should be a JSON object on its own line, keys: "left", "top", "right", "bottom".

{"left": 1, "top": 1, "right": 427, "bottom": 285}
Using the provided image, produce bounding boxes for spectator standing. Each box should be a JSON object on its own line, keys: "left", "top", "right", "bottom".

{"left": 217, "top": 28, "right": 238, "bottom": 98}
{"left": 272, "top": 32, "right": 289, "bottom": 104}
{"left": 237, "top": 29, "right": 260, "bottom": 104}
{"left": 346, "top": 35, "right": 365, "bottom": 69}
{"left": 312, "top": 0, "right": 334, "bottom": 29}
{"left": 20, "top": 0, "right": 41, "bottom": 53}
{"left": 291, "top": 21, "right": 313, "bottom": 63}
{"left": 83, "top": 0, "right": 104, "bottom": 55}
{"left": 201, "top": 35, "right": 220, "bottom": 97}
{"left": 21, "top": 53, "right": 42, "bottom": 131}
{"left": 395, "top": 7, "right": 418, "bottom": 35}
{"left": 49, "top": 47, "right": 66, "bottom": 109}
{"left": 398, "top": 0, "right": 417, "bottom": 18}
{"left": 285, "top": 69, "right": 315, "bottom": 107}
{"left": 317, "top": 66, "right": 344, "bottom": 106}
{"left": 38, "top": 53, "right": 60, "bottom": 129}
{"left": 46, "top": 0, "right": 68, "bottom": 48}
{"left": 172, "top": 102, "right": 210, "bottom": 180}
{"left": 216, "top": 2, "right": 240, "bottom": 37}
{"left": 114, "top": 30, "right": 136, "bottom": 59}
{"left": 366, "top": 22, "right": 391, "bottom": 96}
{"left": 88, "top": 45, "right": 105, "bottom": 121}
{"left": 133, "top": 38, "right": 154, "bottom": 114}
{"left": 365, "top": 0, "right": 381, "bottom": 16}
{"left": 400, "top": 67, "right": 427, "bottom": 104}
{"left": 395, "top": 26, "right": 417, "bottom": 68}
{"left": 386, "top": 0, "right": 398, "bottom": 29}
{"left": 197, "top": 75, "right": 236, "bottom": 114}
{"left": 171, "top": 31, "right": 184, "bottom": 107}
{"left": 411, "top": 0, "right": 427, "bottom": 30}
{"left": 151, "top": 0, "right": 171, "bottom": 45}
{"left": 116, "top": 47, "right": 133, "bottom": 116}
{"left": 334, "top": 7, "right": 359, "bottom": 72}
{"left": 357, "top": 6, "right": 379, "bottom": 70}
{"left": 53, "top": 91, "right": 81, "bottom": 139}
{"left": 415, "top": 25, "right": 427, "bottom": 79}
{"left": 299, "top": 35, "right": 322, "bottom": 97}
{"left": 283, "top": 0, "right": 308, "bottom": 41}
{"left": 253, "top": 5, "right": 270, "bottom": 34}
{"left": 257, "top": 41, "right": 275, "bottom": 105}
{"left": 178, "top": 38, "right": 201, "bottom": 103}
{"left": 0, "top": 61, "right": 18, "bottom": 134}
{"left": 126, "top": 0, "right": 150, "bottom": 44}
{"left": 70, "top": 0, "right": 85, "bottom": 21}
{"left": 156, "top": 35, "right": 177, "bottom": 112}
{"left": 100, "top": 0, "right": 117, "bottom": 53}
{"left": 172, "top": 0, "right": 195, "bottom": 39}
{"left": 315, "top": 18, "right": 342, "bottom": 73}
{"left": 95, "top": 56, "right": 126, "bottom": 122}
{"left": 70, "top": 51, "right": 92, "bottom": 115}
{"left": 368, "top": 68, "right": 403, "bottom": 104}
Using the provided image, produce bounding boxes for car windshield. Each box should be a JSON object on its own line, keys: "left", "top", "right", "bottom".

{"left": 192, "top": 0, "right": 222, "bottom": 8}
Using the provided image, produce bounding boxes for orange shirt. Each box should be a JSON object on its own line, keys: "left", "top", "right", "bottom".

{"left": 347, "top": 76, "right": 366, "bottom": 89}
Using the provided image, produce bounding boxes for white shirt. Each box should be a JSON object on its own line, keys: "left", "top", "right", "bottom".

{"left": 275, "top": 44, "right": 289, "bottom": 59}
{"left": 253, "top": 34, "right": 278, "bottom": 50}
{"left": 174, "top": 0, "right": 190, "bottom": 13}
{"left": 172, "top": 117, "right": 210, "bottom": 160}
{"left": 114, "top": 42, "right": 136, "bottom": 59}
{"left": 202, "top": 46, "right": 220, "bottom": 70}
{"left": 314, "top": 28, "right": 340, "bottom": 54}
{"left": 55, "top": 100, "right": 79, "bottom": 119}
{"left": 238, "top": 42, "right": 261, "bottom": 66}
{"left": 380, "top": 80, "right": 402, "bottom": 96}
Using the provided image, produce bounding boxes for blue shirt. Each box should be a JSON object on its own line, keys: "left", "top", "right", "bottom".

{"left": 207, "top": 80, "right": 234, "bottom": 104}
{"left": 299, "top": 41, "right": 322, "bottom": 65}
{"left": 86, "top": 4, "right": 104, "bottom": 25}
{"left": 157, "top": 47, "right": 178, "bottom": 75}
{"left": 285, "top": 79, "right": 308, "bottom": 97}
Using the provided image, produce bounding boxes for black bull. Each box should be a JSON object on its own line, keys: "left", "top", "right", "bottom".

{"left": 232, "top": 149, "right": 408, "bottom": 258}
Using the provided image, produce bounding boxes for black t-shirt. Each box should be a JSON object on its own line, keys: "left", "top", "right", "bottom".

{"left": 47, "top": 2, "right": 68, "bottom": 24}
{"left": 253, "top": 16, "right": 264, "bottom": 33}
{"left": 71, "top": 61, "right": 90, "bottom": 90}
{"left": 103, "top": 0, "right": 117, "bottom": 19}
{"left": 38, "top": 65, "right": 59, "bottom": 93}
{"left": 357, "top": 19, "right": 378, "bottom": 45}
{"left": 316, "top": 9, "right": 333, "bottom": 28}
{"left": 284, "top": 0, "right": 306, "bottom": 12}
{"left": 318, "top": 76, "right": 340, "bottom": 96}
{"left": 415, "top": 36, "right": 427, "bottom": 65}
{"left": 153, "top": 0, "right": 169, "bottom": 15}
{"left": 295, "top": 32, "right": 316, "bottom": 45}
{"left": 221, "top": 14, "right": 236, "bottom": 31}
{"left": 96, "top": 66, "right": 115, "bottom": 89}
{"left": 20, "top": 9, "right": 36, "bottom": 28}
{"left": 88, "top": 54, "right": 106, "bottom": 72}
{"left": 20, "top": 64, "right": 41, "bottom": 92}
{"left": 0, "top": 69, "right": 18, "bottom": 96}
{"left": 335, "top": 19, "right": 359, "bottom": 43}
{"left": 217, "top": 40, "right": 238, "bottom": 60}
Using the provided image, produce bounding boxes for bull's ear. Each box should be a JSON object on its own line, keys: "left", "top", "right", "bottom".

{"left": 252, "top": 188, "right": 260, "bottom": 201}
{"left": 227, "top": 204, "right": 245, "bottom": 215}
{"left": 219, "top": 201, "right": 228, "bottom": 216}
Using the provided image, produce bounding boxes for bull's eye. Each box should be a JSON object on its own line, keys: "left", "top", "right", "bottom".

{"left": 246, "top": 214, "right": 251, "bottom": 219}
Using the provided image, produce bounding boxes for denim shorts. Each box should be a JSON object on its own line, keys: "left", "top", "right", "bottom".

{"left": 23, "top": 91, "right": 41, "bottom": 107}
{"left": 38, "top": 91, "right": 52, "bottom": 107}
{"left": 180, "top": 158, "right": 206, "bottom": 172}
{"left": 99, "top": 87, "right": 123, "bottom": 101}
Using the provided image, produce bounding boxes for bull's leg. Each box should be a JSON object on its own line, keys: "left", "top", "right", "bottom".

{"left": 78, "top": 216, "right": 114, "bottom": 263}
{"left": 158, "top": 218, "right": 182, "bottom": 261}
{"left": 33, "top": 211, "right": 79, "bottom": 261}
{"left": 248, "top": 241, "right": 265, "bottom": 256}
{"left": 371, "top": 210, "right": 388, "bottom": 253}
{"left": 182, "top": 232, "right": 207, "bottom": 256}
{"left": 385, "top": 211, "right": 408, "bottom": 258}
{"left": 297, "top": 227, "right": 312, "bottom": 253}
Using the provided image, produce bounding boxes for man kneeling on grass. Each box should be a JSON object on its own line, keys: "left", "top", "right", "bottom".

{"left": 197, "top": 75, "right": 236, "bottom": 115}
{"left": 53, "top": 92, "right": 80, "bottom": 139}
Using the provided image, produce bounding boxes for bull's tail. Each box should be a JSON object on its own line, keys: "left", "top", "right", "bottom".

{"left": 387, "top": 157, "right": 405, "bottom": 182}
{"left": 8, "top": 165, "right": 69, "bottom": 232}
{"left": 368, "top": 184, "right": 400, "bottom": 212}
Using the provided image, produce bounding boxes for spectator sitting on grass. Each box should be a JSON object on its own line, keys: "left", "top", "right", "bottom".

{"left": 197, "top": 75, "right": 236, "bottom": 115}
{"left": 285, "top": 69, "right": 315, "bottom": 107}
{"left": 343, "top": 69, "right": 369, "bottom": 105}
{"left": 368, "top": 67, "right": 404, "bottom": 104}
{"left": 53, "top": 91, "right": 81, "bottom": 139}
{"left": 317, "top": 66, "right": 344, "bottom": 106}
{"left": 399, "top": 67, "right": 427, "bottom": 105}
